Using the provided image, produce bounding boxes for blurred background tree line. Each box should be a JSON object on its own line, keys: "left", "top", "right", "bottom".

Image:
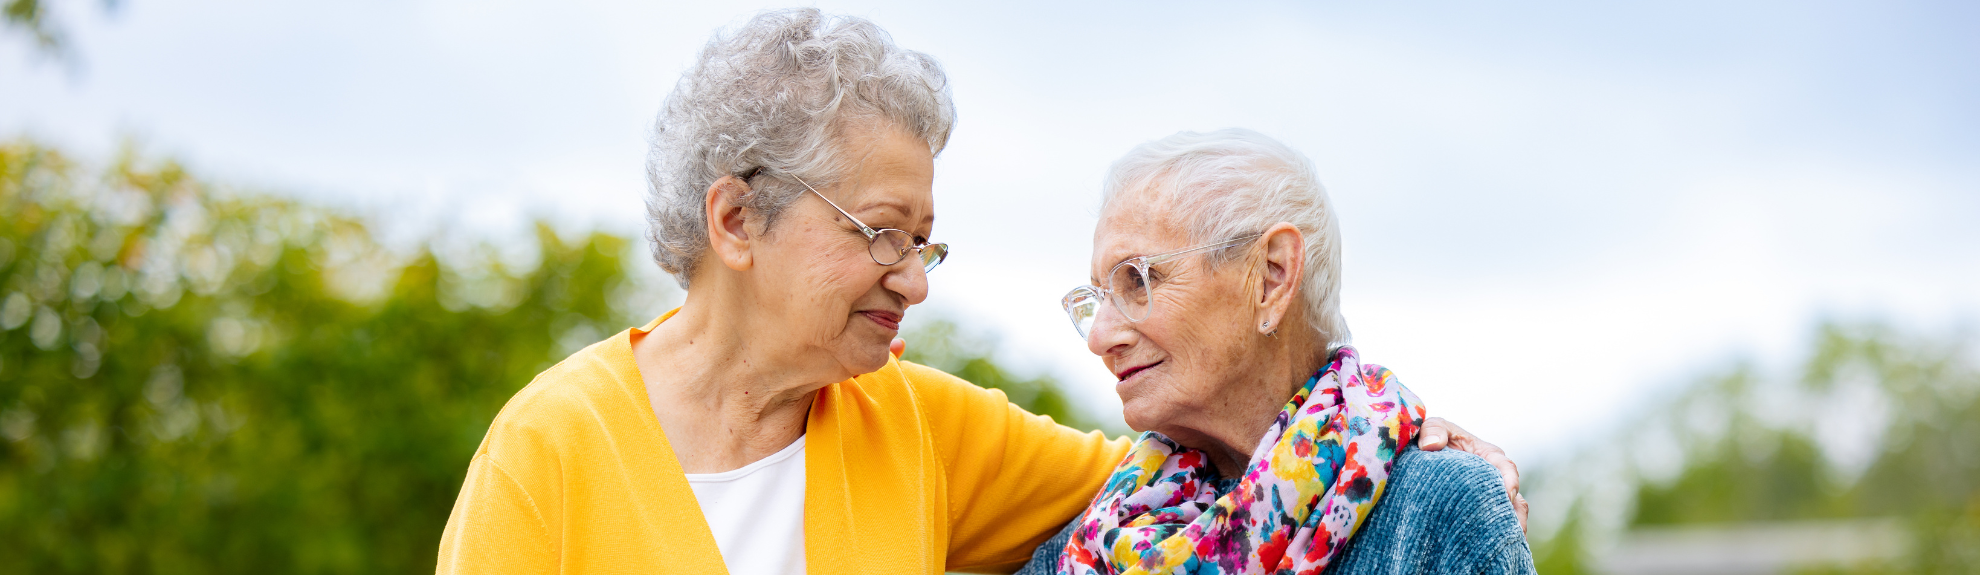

{"left": 0, "top": 139, "right": 1108, "bottom": 572}
{"left": 1525, "top": 322, "right": 1980, "bottom": 573}
{"left": 5, "top": 132, "right": 1976, "bottom": 574}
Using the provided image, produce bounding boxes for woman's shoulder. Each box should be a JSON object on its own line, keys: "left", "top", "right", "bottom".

{"left": 1325, "top": 447, "right": 1534, "bottom": 574}
{"left": 891, "top": 359, "right": 974, "bottom": 395}
{"left": 1388, "top": 448, "right": 1504, "bottom": 496}
{"left": 477, "top": 332, "right": 648, "bottom": 459}
{"left": 886, "top": 359, "right": 1067, "bottom": 427}
{"left": 879, "top": 358, "right": 998, "bottom": 414}
{"left": 508, "top": 334, "right": 639, "bottom": 412}
{"left": 1374, "top": 447, "right": 1522, "bottom": 531}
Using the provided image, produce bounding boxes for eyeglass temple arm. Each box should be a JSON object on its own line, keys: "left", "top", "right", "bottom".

{"left": 790, "top": 174, "right": 948, "bottom": 260}
{"left": 789, "top": 174, "right": 880, "bottom": 237}
{"left": 1140, "top": 234, "right": 1265, "bottom": 266}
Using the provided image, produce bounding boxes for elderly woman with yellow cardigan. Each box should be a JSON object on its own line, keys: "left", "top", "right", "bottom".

{"left": 437, "top": 9, "right": 1518, "bottom": 575}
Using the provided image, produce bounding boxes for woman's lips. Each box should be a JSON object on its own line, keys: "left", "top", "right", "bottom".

{"left": 1113, "top": 361, "right": 1162, "bottom": 397}
{"left": 859, "top": 310, "right": 902, "bottom": 331}
{"left": 1115, "top": 361, "right": 1161, "bottom": 382}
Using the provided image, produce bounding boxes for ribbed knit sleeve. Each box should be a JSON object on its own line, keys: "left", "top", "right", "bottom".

{"left": 1320, "top": 447, "right": 1535, "bottom": 575}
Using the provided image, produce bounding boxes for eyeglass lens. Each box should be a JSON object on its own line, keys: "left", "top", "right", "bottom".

{"left": 1108, "top": 262, "right": 1153, "bottom": 322}
{"left": 1065, "top": 289, "right": 1099, "bottom": 340}
{"left": 868, "top": 229, "right": 948, "bottom": 272}
{"left": 1063, "top": 262, "right": 1157, "bottom": 340}
{"left": 868, "top": 229, "right": 912, "bottom": 266}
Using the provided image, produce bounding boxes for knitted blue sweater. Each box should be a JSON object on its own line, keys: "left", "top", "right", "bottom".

{"left": 1011, "top": 447, "right": 1535, "bottom": 575}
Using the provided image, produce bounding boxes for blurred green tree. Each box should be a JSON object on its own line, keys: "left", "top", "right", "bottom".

{"left": 4, "top": 0, "right": 119, "bottom": 56}
{"left": 0, "top": 138, "right": 666, "bottom": 572}
{"left": 0, "top": 139, "right": 1103, "bottom": 573}
{"left": 2, "top": 0, "right": 58, "bottom": 50}
{"left": 1526, "top": 323, "right": 1980, "bottom": 574}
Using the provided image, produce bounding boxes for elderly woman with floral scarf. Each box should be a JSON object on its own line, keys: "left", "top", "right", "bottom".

{"left": 1020, "top": 129, "right": 1534, "bottom": 575}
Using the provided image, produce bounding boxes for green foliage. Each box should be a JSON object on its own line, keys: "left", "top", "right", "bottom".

{"left": 3, "top": 0, "right": 56, "bottom": 50}
{"left": 0, "top": 140, "right": 665, "bottom": 572}
{"left": 1630, "top": 429, "right": 1844, "bottom": 525}
{"left": 1625, "top": 363, "right": 1853, "bottom": 527}
{"left": 0, "top": 139, "right": 1102, "bottom": 573}
{"left": 1531, "top": 499, "right": 1589, "bottom": 575}
{"left": 3, "top": 0, "right": 122, "bottom": 57}
{"left": 1527, "top": 322, "right": 1980, "bottom": 573}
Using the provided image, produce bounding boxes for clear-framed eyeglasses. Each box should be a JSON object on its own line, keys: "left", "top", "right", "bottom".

{"left": 1060, "top": 234, "right": 1262, "bottom": 340}
{"left": 768, "top": 171, "right": 950, "bottom": 273}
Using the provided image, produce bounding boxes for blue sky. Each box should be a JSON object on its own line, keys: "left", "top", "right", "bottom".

{"left": 5, "top": 0, "right": 1976, "bottom": 463}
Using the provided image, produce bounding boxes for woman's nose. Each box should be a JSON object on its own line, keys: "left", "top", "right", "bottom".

{"left": 882, "top": 258, "right": 929, "bottom": 305}
{"left": 1085, "top": 301, "right": 1133, "bottom": 357}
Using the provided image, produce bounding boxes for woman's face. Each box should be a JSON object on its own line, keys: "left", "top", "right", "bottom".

{"left": 749, "top": 125, "right": 935, "bottom": 378}
{"left": 1086, "top": 193, "right": 1261, "bottom": 439}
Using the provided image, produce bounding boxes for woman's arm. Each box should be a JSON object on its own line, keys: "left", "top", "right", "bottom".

{"left": 436, "top": 454, "right": 559, "bottom": 574}
{"left": 1325, "top": 447, "right": 1535, "bottom": 574}
{"left": 1417, "top": 417, "right": 1528, "bottom": 531}
{"left": 896, "top": 360, "right": 1131, "bottom": 574}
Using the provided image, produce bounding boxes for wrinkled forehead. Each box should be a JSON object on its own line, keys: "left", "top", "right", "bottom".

{"left": 836, "top": 122, "right": 939, "bottom": 226}
{"left": 1091, "top": 182, "right": 1190, "bottom": 274}
{"left": 839, "top": 170, "right": 935, "bottom": 219}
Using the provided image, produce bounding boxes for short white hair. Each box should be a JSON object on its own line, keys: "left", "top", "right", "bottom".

{"left": 1100, "top": 128, "right": 1350, "bottom": 348}
{"left": 645, "top": 8, "right": 955, "bottom": 288}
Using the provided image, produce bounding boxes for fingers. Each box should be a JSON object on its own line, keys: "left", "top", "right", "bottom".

{"left": 1481, "top": 450, "right": 1525, "bottom": 534}
{"left": 1422, "top": 418, "right": 1526, "bottom": 532}
{"left": 1485, "top": 452, "right": 1520, "bottom": 496}
{"left": 1513, "top": 492, "right": 1529, "bottom": 534}
{"left": 1431, "top": 418, "right": 1510, "bottom": 478}
{"left": 890, "top": 337, "right": 906, "bottom": 358}
{"left": 1417, "top": 417, "right": 1451, "bottom": 451}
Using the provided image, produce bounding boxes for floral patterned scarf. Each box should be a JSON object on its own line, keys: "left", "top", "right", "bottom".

{"left": 1057, "top": 346, "right": 1425, "bottom": 575}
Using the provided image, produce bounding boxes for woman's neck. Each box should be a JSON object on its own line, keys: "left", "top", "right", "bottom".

{"left": 1197, "top": 328, "right": 1330, "bottom": 479}
{"left": 631, "top": 288, "right": 845, "bottom": 474}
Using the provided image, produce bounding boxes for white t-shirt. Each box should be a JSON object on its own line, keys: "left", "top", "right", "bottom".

{"left": 683, "top": 435, "right": 807, "bottom": 575}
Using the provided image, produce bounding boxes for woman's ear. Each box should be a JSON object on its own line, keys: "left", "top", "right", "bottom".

{"left": 1253, "top": 222, "right": 1306, "bottom": 336}
{"left": 705, "top": 175, "right": 756, "bottom": 272}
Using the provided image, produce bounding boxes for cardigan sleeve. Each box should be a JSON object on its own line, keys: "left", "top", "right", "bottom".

{"left": 895, "top": 361, "right": 1130, "bottom": 574}
{"left": 436, "top": 453, "right": 560, "bottom": 575}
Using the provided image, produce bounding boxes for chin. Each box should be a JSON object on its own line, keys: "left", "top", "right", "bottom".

{"left": 840, "top": 345, "right": 891, "bottom": 376}
{"left": 1119, "top": 400, "right": 1163, "bottom": 434}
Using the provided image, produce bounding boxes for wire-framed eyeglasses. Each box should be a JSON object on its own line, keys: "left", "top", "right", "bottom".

{"left": 744, "top": 168, "right": 949, "bottom": 273}
{"left": 1060, "top": 234, "right": 1262, "bottom": 340}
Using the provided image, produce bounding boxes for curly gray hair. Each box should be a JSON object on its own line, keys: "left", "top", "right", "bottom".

{"left": 1100, "top": 128, "right": 1351, "bottom": 349}
{"left": 645, "top": 8, "right": 956, "bottom": 288}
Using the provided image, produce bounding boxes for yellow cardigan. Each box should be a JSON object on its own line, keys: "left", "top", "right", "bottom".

{"left": 437, "top": 312, "right": 1130, "bottom": 575}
